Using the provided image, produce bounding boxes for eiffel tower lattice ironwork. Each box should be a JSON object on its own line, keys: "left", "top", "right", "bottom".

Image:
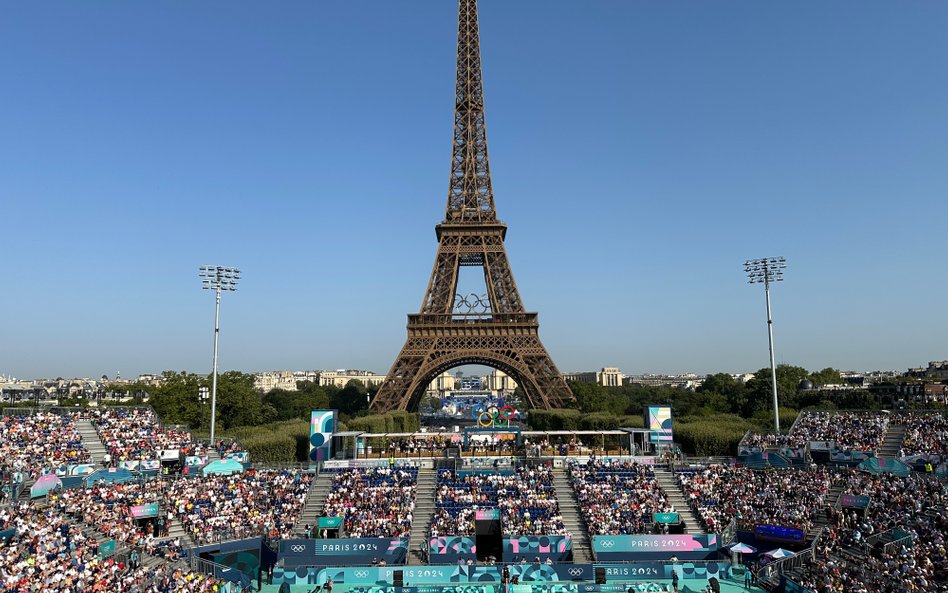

{"left": 370, "top": 0, "right": 575, "bottom": 413}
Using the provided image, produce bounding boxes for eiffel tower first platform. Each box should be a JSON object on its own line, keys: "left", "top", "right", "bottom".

{"left": 370, "top": 0, "right": 575, "bottom": 413}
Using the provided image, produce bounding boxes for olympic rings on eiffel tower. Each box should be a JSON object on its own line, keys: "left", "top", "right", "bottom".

{"left": 472, "top": 404, "right": 517, "bottom": 427}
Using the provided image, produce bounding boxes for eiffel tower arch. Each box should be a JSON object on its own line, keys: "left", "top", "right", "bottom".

{"left": 370, "top": 0, "right": 575, "bottom": 413}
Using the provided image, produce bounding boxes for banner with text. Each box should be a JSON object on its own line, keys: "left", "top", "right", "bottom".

{"left": 591, "top": 534, "right": 718, "bottom": 561}
{"left": 273, "top": 562, "right": 732, "bottom": 587}
{"left": 279, "top": 538, "right": 408, "bottom": 567}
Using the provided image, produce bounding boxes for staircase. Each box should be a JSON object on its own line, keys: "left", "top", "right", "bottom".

{"left": 552, "top": 468, "right": 594, "bottom": 563}
{"left": 75, "top": 418, "right": 109, "bottom": 466}
{"left": 166, "top": 515, "right": 199, "bottom": 550}
{"left": 877, "top": 423, "right": 906, "bottom": 458}
{"left": 406, "top": 468, "right": 437, "bottom": 565}
{"left": 653, "top": 468, "right": 704, "bottom": 534}
{"left": 293, "top": 472, "right": 335, "bottom": 537}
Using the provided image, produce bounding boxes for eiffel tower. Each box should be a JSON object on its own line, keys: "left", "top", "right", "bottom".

{"left": 370, "top": 0, "right": 574, "bottom": 413}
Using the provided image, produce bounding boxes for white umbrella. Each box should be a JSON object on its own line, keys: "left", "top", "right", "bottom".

{"left": 763, "top": 548, "right": 795, "bottom": 559}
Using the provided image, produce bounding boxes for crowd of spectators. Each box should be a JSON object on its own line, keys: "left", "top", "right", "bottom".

{"left": 743, "top": 411, "right": 890, "bottom": 451}
{"left": 794, "top": 471, "right": 947, "bottom": 593}
{"left": 430, "top": 465, "right": 565, "bottom": 537}
{"left": 678, "top": 465, "right": 843, "bottom": 533}
{"left": 569, "top": 460, "right": 671, "bottom": 536}
{"left": 899, "top": 413, "right": 948, "bottom": 458}
{"left": 167, "top": 469, "right": 312, "bottom": 544}
{"left": 321, "top": 466, "right": 417, "bottom": 538}
{"left": 0, "top": 501, "right": 237, "bottom": 593}
{"left": 49, "top": 480, "right": 185, "bottom": 561}
{"left": 92, "top": 408, "right": 201, "bottom": 464}
{"left": 0, "top": 412, "right": 91, "bottom": 479}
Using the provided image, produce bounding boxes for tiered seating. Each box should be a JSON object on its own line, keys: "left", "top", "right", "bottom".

{"left": 167, "top": 469, "right": 312, "bottom": 544}
{"left": 0, "top": 502, "right": 232, "bottom": 592}
{"left": 569, "top": 460, "right": 671, "bottom": 536}
{"left": 744, "top": 411, "right": 890, "bottom": 451}
{"left": 429, "top": 466, "right": 565, "bottom": 537}
{"left": 0, "top": 412, "right": 91, "bottom": 478}
{"left": 321, "top": 466, "right": 417, "bottom": 538}
{"left": 799, "top": 471, "right": 947, "bottom": 593}
{"left": 50, "top": 481, "right": 184, "bottom": 561}
{"left": 677, "top": 465, "right": 843, "bottom": 533}
{"left": 91, "top": 408, "right": 200, "bottom": 462}
{"left": 899, "top": 413, "right": 948, "bottom": 458}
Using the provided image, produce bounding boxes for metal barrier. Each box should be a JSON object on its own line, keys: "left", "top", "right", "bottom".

{"left": 190, "top": 556, "right": 254, "bottom": 591}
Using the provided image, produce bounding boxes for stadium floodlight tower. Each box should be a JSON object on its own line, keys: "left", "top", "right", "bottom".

{"left": 199, "top": 265, "right": 240, "bottom": 445}
{"left": 744, "top": 256, "right": 786, "bottom": 434}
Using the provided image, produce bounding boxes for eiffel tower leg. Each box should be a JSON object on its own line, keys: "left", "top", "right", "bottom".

{"left": 371, "top": 333, "right": 574, "bottom": 413}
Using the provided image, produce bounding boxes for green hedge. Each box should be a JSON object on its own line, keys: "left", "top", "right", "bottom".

{"left": 241, "top": 432, "right": 297, "bottom": 464}
{"left": 347, "top": 412, "right": 420, "bottom": 434}
{"left": 527, "top": 409, "right": 645, "bottom": 431}
{"left": 675, "top": 415, "right": 761, "bottom": 457}
{"left": 231, "top": 420, "right": 312, "bottom": 463}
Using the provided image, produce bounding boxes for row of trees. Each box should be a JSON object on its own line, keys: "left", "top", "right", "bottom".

{"left": 117, "top": 371, "right": 375, "bottom": 433}
{"left": 558, "top": 365, "right": 845, "bottom": 421}
{"left": 98, "top": 363, "right": 873, "bottom": 459}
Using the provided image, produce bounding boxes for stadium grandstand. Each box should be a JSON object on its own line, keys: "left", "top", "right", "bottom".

{"left": 1, "top": 406, "right": 946, "bottom": 593}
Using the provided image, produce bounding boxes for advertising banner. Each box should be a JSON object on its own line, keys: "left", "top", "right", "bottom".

{"left": 428, "top": 536, "right": 476, "bottom": 562}
{"left": 185, "top": 456, "right": 209, "bottom": 467}
{"left": 98, "top": 539, "right": 116, "bottom": 558}
{"left": 839, "top": 495, "right": 870, "bottom": 510}
{"left": 591, "top": 534, "right": 718, "bottom": 561}
{"left": 273, "top": 562, "right": 732, "bottom": 587}
{"left": 754, "top": 524, "right": 805, "bottom": 544}
{"left": 130, "top": 503, "right": 159, "bottom": 519}
{"left": 54, "top": 464, "right": 97, "bottom": 477}
{"left": 279, "top": 538, "right": 408, "bottom": 567}
{"left": 224, "top": 452, "right": 250, "bottom": 463}
{"left": 645, "top": 406, "right": 673, "bottom": 443}
{"left": 503, "top": 536, "right": 572, "bottom": 562}
{"left": 310, "top": 410, "right": 337, "bottom": 464}
{"left": 653, "top": 513, "right": 680, "bottom": 524}
{"left": 475, "top": 509, "right": 500, "bottom": 521}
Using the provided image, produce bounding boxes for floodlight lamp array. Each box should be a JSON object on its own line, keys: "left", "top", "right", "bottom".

{"left": 199, "top": 265, "right": 241, "bottom": 291}
{"left": 744, "top": 257, "right": 786, "bottom": 284}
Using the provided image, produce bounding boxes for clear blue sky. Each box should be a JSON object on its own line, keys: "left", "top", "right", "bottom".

{"left": 2, "top": 1, "right": 947, "bottom": 380}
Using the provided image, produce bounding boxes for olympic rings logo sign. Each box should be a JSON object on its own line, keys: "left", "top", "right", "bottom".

{"left": 568, "top": 568, "right": 585, "bottom": 576}
{"left": 290, "top": 545, "right": 306, "bottom": 553}
{"left": 471, "top": 405, "right": 516, "bottom": 427}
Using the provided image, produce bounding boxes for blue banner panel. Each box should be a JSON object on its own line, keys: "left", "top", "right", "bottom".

{"left": 279, "top": 538, "right": 408, "bottom": 567}
{"left": 754, "top": 524, "right": 805, "bottom": 545}
{"left": 309, "top": 410, "right": 337, "bottom": 464}
{"left": 428, "top": 536, "right": 476, "bottom": 562}
{"left": 591, "top": 534, "right": 719, "bottom": 561}
{"left": 503, "top": 536, "right": 572, "bottom": 562}
{"left": 427, "top": 536, "right": 573, "bottom": 563}
{"left": 273, "top": 562, "right": 733, "bottom": 587}
{"left": 645, "top": 406, "right": 673, "bottom": 443}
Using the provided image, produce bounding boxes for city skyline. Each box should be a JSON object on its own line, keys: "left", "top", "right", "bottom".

{"left": 2, "top": 1, "right": 947, "bottom": 379}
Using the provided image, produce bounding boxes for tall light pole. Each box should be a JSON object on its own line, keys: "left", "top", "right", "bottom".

{"left": 199, "top": 265, "right": 240, "bottom": 445}
{"left": 199, "top": 386, "right": 210, "bottom": 431}
{"left": 744, "top": 257, "right": 786, "bottom": 433}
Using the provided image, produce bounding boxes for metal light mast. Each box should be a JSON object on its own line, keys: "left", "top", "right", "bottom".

{"left": 744, "top": 257, "right": 786, "bottom": 433}
{"left": 199, "top": 265, "right": 240, "bottom": 444}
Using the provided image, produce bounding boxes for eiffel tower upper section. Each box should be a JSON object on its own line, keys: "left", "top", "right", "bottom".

{"left": 445, "top": 0, "right": 497, "bottom": 224}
